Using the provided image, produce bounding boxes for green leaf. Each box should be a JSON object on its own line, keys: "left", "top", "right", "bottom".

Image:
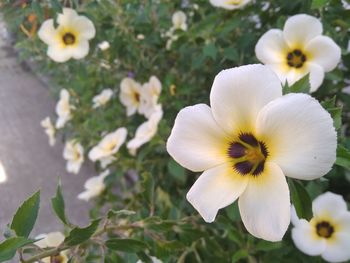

{"left": 31, "top": 0, "right": 44, "bottom": 21}
{"left": 105, "top": 238, "right": 148, "bottom": 253}
{"left": 11, "top": 191, "right": 40, "bottom": 238}
{"left": 335, "top": 145, "right": 350, "bottom": 169}
{"left": 51, "top": 182, "right": 69, "bottom": 225}
{"left": 289, "top": 180, "right": 313, "bottom": 220}
{"left": 136, "top": 252, "right": 152, "bottom": 263}
{"left": 223, "top": 47, "right": 239, "bottom": 62}
{"left": 0, "top": 237, "right": 34, "bottom": 262}
{"left": 321, "top": 97, "right": 342, "bottom": 130}
{"left": 141, "top": 172, "right": 155, "bottom": 208}
{"left": 255, "top": 240, "right": 283, "bottom": 251}
{"left": 203, "top": 43, "right": 217, "bottom": 60}
{"left": 107, "top": 209, "right": 136, "bottom": 219}
{"left": 311, "top": 0, "right": 329, "bottom": 9}
{"left": 167, "top": 159, "right": 186, "bottom": 184}
{"left": 231, "top": 249, "right": 248, "bottom": 263}
{"left": 50, "top": 0, "right": 63, "bottom": 13}
{"left": 287, "top": 74, "right": 310, "bottom": 94}
{"left": 64, "top": 219, "right": 101, "bottom": 246}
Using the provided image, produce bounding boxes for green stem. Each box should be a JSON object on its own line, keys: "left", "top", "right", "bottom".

{"left": 21, "top": 246, "right": 70, "bottom": 263}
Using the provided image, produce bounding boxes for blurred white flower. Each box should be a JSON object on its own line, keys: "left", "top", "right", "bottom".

{"left": 41, "top": 117, "right": 56, "bottom": 146}
{"left": 92, "top": 89, "right": 113, "bottom": 109}
{"left": 56, "top": 89, "right": 73, "bottom": 129}
{"left": 89, "top": 127, "right": 127, "bottom": 162}
{"left": 35, "top": 232, "right": 68, "bottom": 263}
{"left": 172, "top": 11, "right": 188, "bottom": 31}
{"left": 136, "top": 256, "right": 163, "bottom": 263}
{"left": 209, "top": 0, "right": 251, "bottom": 10}
{"left": 137, "top": 34, "right": 145, "bottom": 40}
{"left": 127, "top": 107, "right": 163, "bottom": 156}
{"left": 291, "top": 192, "right": 350, "bottom": 262}
{"left": 255, "top": 14, "right": 341, "bottom": 92}
{"left": 38, "top": 8, "right": 96, "bottom": 63}
{"left": 119, "top": 78, "right": 143, "bottom": 116}
{"left": 63, "top": 140, "right": 84, "bottom": 174}
{"left": 139, "top": 76, "right": 162, "bottom": 119}
{"left": 78, "top": 170, "right": 110, "bottom": 201}
{"left": 98, "top": 41, "right": 110, "bottom": 51}
{"left": 167, "top": 64, "right": 336, "bottom": 241}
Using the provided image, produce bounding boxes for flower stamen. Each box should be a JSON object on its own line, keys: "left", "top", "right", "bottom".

{"left": 286, "top": 49, "right": 307, "bottom": 68}
{"left": 62, "top": 32, "right": 76, "bottom": 46}
{"left": 316, "top": 221, "right": 334, "bottom": 238}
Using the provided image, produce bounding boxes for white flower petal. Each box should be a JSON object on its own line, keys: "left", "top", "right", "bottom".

{"left": 187, "top": 162, "right": 248, "bottom": 223}
{"left": 71, "top": 41, "right": 89, "bottom": 59}
{"left": 47, "top": 44, "right": 72, "bottom": 63}
{"left": 305, "top": 36, "right": 341, "bottom": 72}
{"left": 238, "top": 162, "right": 290, "bottom": 241}
{"left": 57, "top": 8, "right": 78, "bottom": 26}
{"left": 256, "top": 93, "right": 336, "bottom": 180}
{"left": 210, "top": 64, "right": 282, "bottom": 134}
{"left": 209, "top": 0, "right": 251, "bottom": 10}
{"left": 312, "top": 192, "right": 348, "bottom": 219}
{"left": 291, "top": 219, "right": 327, "bottom": 256}
{"left": 255, "top": 29, "right": 288, "bottom": 64}
{"left": 309, "top": 63, "right": 325, "bottom": 92}
{"left": 38, "top": 19, "right": 57, "bottom": 45}
{"left": 291, "top": 206, "right": 302, "bottom": 226}
{"left": 167, "top": 104, "right": 229, "bottom": 172}
{"left": 283, "top": 14, "right": 323, "bottom": 47}
{"left": 45, "top": 232, "right": 65, "bottom": 247}
{"left": 74, "top": 16, "right": 96, "bottom": 39}
{"left": 322, "top": 234, "right": 350, "bottom": 262}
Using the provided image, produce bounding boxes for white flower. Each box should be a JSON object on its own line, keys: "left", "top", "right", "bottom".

{"left": 209, "top": 0, "right": 252, "bottom": 10}
{"left": 127, "top": 107, "right": 163, "bottom": 156}
{"left": 88, "top": 127, "right": 127, "bottom": 162}
{"left": 41, "top": 117, "right": 56, "bottom": 146}
{"left": 35, "top": 232, "right": 68, "bottom": 263}
{"left": 92, "top": 89, "right": 113, "bottom": 109}
{"left": 63, "top": 140, "right": 84, "bottom": 174}
{"left": 136, "top": 256, "right": 163, "bottom": 263}
{"left": 98, "top": 41, "right": 110, "bottom": 51}
{"left": 38, "top": 8, "right": 96, "bottom": 63}
{"left": 55, "top": 89, "right": 73, "bottom": 129}
{"left": 119, "top": 78, "right": 143, "bottom": 116}
{"left": 77, "top": 170, "right": 110, "bottom": 201}
{"left": 291, "top": 192, "right": 350, "bottom": 262}
{"left": 255, "top": 14, "right": 341, "bottom": 92}
{"left": 139, "top": 76, "right": 162, "bottom": 119}
{"left": 167, "top": 64, "right": 337, "bottom": 241}
{"left": 137, "top": 34, "right": 145, "bottom": 40}
{"left": 172, "top": 11, "right": 188, "bottom": 31}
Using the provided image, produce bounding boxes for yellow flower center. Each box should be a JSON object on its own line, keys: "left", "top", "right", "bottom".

{"left": 50, "top": 254, "right": 65, "bottom": 263}
{"left": 228, "top": 133, "right": 268, "bottom": 176}
{"left": 225, "top": 0, "right": 242, "bottom": 5}
{"left": 62, "top": 32, "right": 76, "bottom": 46}
{"left": 316, "top": 221, "right": 334, "bottom": 238}
{"left": 134, "top": 92, "right": 140, "bottom": 102}
{"left": 286, "top": 49, "right": 307, "bottom": 69}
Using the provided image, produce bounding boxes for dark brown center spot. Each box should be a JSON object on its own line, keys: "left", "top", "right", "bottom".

{"left": 286, "top": 49, "right": 307, "bottom": 69}
{"left": 316, "top": 221, "right": 334, "bottom": 238}
{"left": 62, "top": 32, "right": 76, "bottom": 45}
{"left": 50, "top": 254, "right": 65, "bottom": 263}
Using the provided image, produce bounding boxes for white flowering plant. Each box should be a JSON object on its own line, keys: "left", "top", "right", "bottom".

{"left": 1, "top": 0, "right": 350, "bottom": 262}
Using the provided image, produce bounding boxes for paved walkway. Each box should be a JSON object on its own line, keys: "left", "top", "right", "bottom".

{"left": 0, "top": 17, "right": 92, "bottom": 241}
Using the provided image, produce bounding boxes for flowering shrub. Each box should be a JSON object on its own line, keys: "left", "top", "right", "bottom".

{"left": 1, "top": 0, "right": 350, "bottom": 262}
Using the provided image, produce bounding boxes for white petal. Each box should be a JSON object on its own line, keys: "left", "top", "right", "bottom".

{"left": 67, "top": 161, "right": 81, "bottom": 174}
{"left": 238, "top": 162, "right": 290, "bottom": 241}
{"left": 71, "top": 40, "right": 89, "bottom": 59}
{"left": 74, "top": 16, "right": 96, "bottom": 39}
{"left": 255, "top": 29, "right": 289, "bottom": 64}
{"left": 210, "top": 64, "right": 282, "bottom": 134}
{"left": 256, "top": 93, "right": 337, "bottom": 180}
{"left": 38, "top": 19, "right": 57, "bottom": 45}
{"left": 209, "top": 0, "right": 251, "bottom": 10}
{"left": 45, "top": 232, "right": 65, "bottom": 247}
{"left": 322, "top": 234, "right": 350, "bottom": 262}
{"left": 187, "top": 162, "right": 248, "bottom": 223}
{"left": 291, "top": 206, "right": 302, "bottom": 226}
{"left": 305, "top": 36, "right": 341, "bottom": 72}
{"left": 166, "top": 104, "right": 229, "bottom": 172}
{"left": 57, "top": 8, "right": 78, "bottom": 26}
{"left": 309, "top": 63, "right": 325, "bottom": 92}
{"left": 291, "top": 219, "right": 327, "bottom": 256}
{"left": 283, "top": 14, "right": 323, "bottom": 47}
{"left": 312, "top": 192, "right": 348, "bottom": 219}
{"left": 77, "top": 190, "right": 94, "bottom": 201}
{"left": 47, "top": 44, "right": 72, "bottom": 63}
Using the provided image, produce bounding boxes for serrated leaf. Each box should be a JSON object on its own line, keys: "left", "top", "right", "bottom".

{"left": 289, "top": 180, "right": 313, "bottom": 220}
{"left": 11, "top": 191, "right": 40, "bottom": 238}
{"left": 0, "top": 237, "right": 34, "bottom": 262}
{"left": 64, "top": 219, "right": 101, "bottom": 246}
{"left": 105, "top": 238, "right": 148, "bottom": 253}
{"left": 287, "top": 74, "right": 310, "bottom": 94}
{"left": 335, "top": 145, "right": 350, "bottom": 169}
{"left": 51, "top": 182, "right": 68, "bottom": 225}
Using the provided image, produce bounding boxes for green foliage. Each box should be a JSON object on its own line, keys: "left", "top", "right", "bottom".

{"left": 283, "top": 74, "right": 310, "bottom": 94}
{"left": 105, "top": 238, "right": 148, "bottom": 253}
{"left": 10, "top": 191, "right": 40, "bottom": 238}
{"left": 51, "top": 182, "right": 69, "bottom": 225}
{"left": 64, "top": 219, "right": 101, "bottom": 246}
{"left": 289, "top": 180, "right": 313, "bottom": 221}
{"left": 0, "top": 237, "right": 33, "bottom": 262}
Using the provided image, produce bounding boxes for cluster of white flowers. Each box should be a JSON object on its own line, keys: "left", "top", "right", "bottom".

{"left": 78, "top": 170, "right": 110, "bottom": 201}
{"left": 163, "top": 11, "right": 188, "bottom": 50}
